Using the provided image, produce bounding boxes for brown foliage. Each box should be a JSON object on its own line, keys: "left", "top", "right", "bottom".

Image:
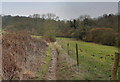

{"left": 2, "top": 32, "right": 48, "bottom": 80}
{"left": 85, "top": 28, "right": 116, "bottom": 46}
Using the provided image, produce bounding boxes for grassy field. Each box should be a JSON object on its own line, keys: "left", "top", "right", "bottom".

{"left": 32, "top": 35, "right": 119, "bottom": 80}
{"left": 57, "top": 37, "right": 118, "bottom": 80}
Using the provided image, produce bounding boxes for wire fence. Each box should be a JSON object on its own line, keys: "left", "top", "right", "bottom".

{"left": 59, "top": 41, "right": 120, "bottom": 80}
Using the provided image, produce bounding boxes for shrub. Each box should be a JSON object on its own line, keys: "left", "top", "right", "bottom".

{"left": 85, "top": 28, "right": 116, "bottom": 46}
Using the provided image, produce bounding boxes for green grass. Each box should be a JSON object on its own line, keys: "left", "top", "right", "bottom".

{"left": 56, "top": 43, "right": 83, "bottom": 80}
{"left": 57, "top": 38, "right": 118, "bottom": 80}
{"left": 31, "top": 35, "right": 42, "bottom": 38}
{"left": 37, "top": 47, "right": 52, "bottom": 80}
{"left": 56, "top": 37, "right": 73, "bottom": 40}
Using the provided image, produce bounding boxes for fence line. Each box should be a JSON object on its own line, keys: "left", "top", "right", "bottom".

{"left": 111, "top": 52, "right": 120, "bottom": 80}
{"left": 76, "top": 43, "right": 79, "bottom": 66}
{"left": 67, "top": 43, "right": 69, "bottom": 55}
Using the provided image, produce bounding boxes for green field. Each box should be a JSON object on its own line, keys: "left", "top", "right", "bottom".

{"left": 32, "top": 36, "right": 119, "bottom": 80}
{"left": 57, "top": 37, "right": 118, "bottom": 80}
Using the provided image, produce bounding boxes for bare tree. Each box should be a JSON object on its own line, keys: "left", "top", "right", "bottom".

{"left": 43, "top": 13, "right": 59, "bottom": 20}
{"left": 32, "top": 14, "right": 40, "bottom": 18}
{"left": 78, "top": 15, "right": 90, "bottom": 21}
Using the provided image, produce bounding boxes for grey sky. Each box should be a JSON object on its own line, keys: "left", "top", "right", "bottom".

{"left": 2, "top": 2, "right": 118, "bottom": 20}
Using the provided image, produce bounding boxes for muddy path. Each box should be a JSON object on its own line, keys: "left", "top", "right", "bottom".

{"left": 45, "top": 42, "right": 83, "bottom": 80}
{"left": 45, "top": 43, "right": 58, "bottom": 80}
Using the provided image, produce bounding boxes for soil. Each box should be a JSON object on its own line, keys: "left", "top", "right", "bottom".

{"left": 45, "top": 44, "right": 58, "bottom": 80}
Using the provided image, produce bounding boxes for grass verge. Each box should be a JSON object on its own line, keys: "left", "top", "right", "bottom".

{"left": 37, "top": 47, "right": 52, "bottom": 80}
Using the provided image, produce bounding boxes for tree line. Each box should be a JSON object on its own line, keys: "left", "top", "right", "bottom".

{"left": 2, "top": 13, "right": 120, "bottom": 46}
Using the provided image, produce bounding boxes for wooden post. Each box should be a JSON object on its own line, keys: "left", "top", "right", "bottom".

{"left": 118, "top": 65, "right": 120, "bottom": 80}
{"left": 117, "top": 51, "right": 120, "bottom": 80}
{"left": 76, "top": 43, "right": 79, "bottom": 66}
{"left": 111, "top": 52, "right": 120, "bottom": 80}
{"left": 67, "top": 43, "right": 69, "bottom": 55}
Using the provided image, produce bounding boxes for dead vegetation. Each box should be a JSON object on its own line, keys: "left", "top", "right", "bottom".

{"left": 2, "top": 31, "right": 48, "bottom": 80}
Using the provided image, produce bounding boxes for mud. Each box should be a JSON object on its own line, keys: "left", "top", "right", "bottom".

{"left": 45, "top": 44, "right": 58, "bottom": 80}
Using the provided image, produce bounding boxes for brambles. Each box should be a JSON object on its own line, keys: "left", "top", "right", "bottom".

{"left": 2, "top": 32, "right": 48, "bottom": 80}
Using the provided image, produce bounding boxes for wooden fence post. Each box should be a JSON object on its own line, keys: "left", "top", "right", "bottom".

{"left": 118, "top": 65, "right": 120, "bottom": 80}
{"left": 76, "top": 43, "right": 79, "bottom": 66}
{"left": 111, "top": 52, "right": 120, "bottom": 80}
{"left": 67, "top": 43, "right": 69, "bottom": 55}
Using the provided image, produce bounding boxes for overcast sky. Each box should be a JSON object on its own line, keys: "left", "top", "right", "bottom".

{"left": 1, "top": 0, "right": 120, "bottom": 2}
{"left": 2, "top": 2, "right": 118, "bottom": 20}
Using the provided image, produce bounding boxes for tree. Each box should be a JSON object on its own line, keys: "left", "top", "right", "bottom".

{"left": 85, "top": 28, "right": 116, "bottom": 46}
{"left": 70, "top": 19, "right": 78, "bottom": 29}
{"left": 78, "top": 15, "right": 90, "bottom": 21}
{"left": 43, "top": 20, "right": 58, "bottom": 39}
{"left": 32, "top": 14, "right": 40, "bottom": 18}
{"left": 82, "top": 18, "right": 95, "bottom": 27}
{"left": 45, "top": 13, "right": 58, "bottom": 20}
